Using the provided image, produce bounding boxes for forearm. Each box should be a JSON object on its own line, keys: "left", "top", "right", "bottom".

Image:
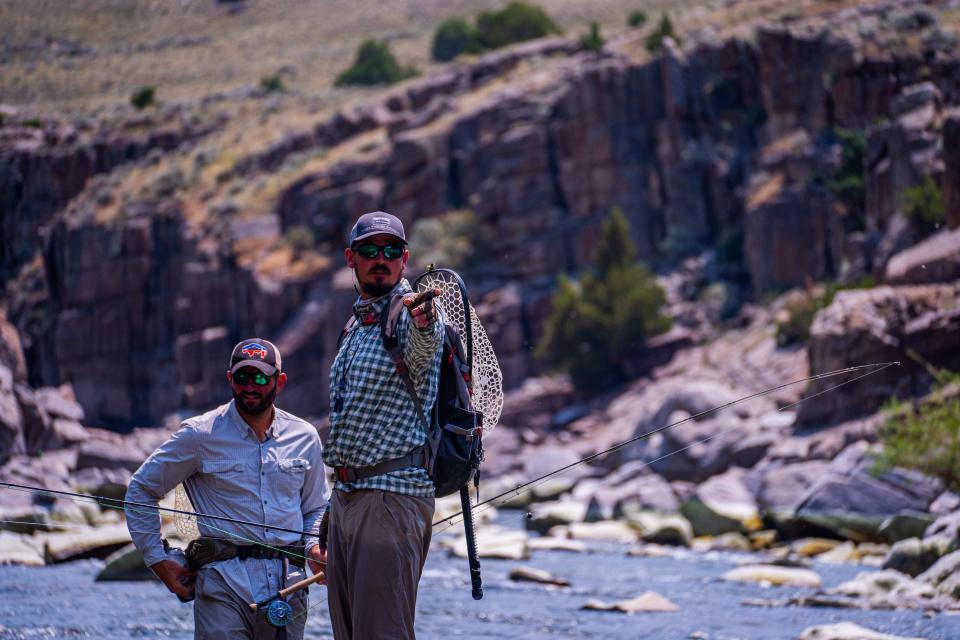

{"left": 124, "top": 476, "right": 168, "bottom": 567}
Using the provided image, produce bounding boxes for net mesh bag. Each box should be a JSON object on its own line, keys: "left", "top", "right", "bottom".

{"left": 174, "top": 484, "right": 200, "bottom": 541}
{"left": 417, "top": 270, "right": 503, "bottom": 431}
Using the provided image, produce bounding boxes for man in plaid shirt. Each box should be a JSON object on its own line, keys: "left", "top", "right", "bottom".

{"left": 318, "top": 211, "right": 444, "bottom": 639}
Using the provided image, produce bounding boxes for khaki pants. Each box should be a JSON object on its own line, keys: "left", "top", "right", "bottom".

{"left": 193, "top": 567, "right": 308, "bottom": 640}
{"left": 327, "top": 489, "right": 434, "bottom": 640}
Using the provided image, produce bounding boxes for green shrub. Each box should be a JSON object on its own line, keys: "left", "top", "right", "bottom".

{"left": 775, "top": 277, "right": 877, "bottom": 347}
{"left": 432, "top": 17, "right": 479, "bottom": 62}
{"left": 645, "top": 13, "right": 680, "bottom": 53}
{"left": 474, "top": 1, "right": 562, "bottom": 51}
{"left": 901, "top": 175, "right": 945, "bottom": 235}
{"left": 23, "top": 117, "right": 43, "bottom": 129}
{"left": 579, "top": 22, "right": 605, "bottom": 53}
{"left": 408, "top": 209, "right": 491, "bottom": 272}
{"left": 260, "top": 74, "right": 285, "bottom": 93}
{"left": 829, "top": 128, "right": 867, "bottom": 229}
{"left": 537, "top": 208, "right": 670, "bottom": 390}
{"left": 876, "top": 371, "right": 960, "bottom": 492}
{"left": 628, "top": 10, "right": 648, "bottom": 28}
{"left": 284, "top": 225, "right": 315, "bottom": 251}
{"left": 335, "top": 40, "right": 419, "bottom": 87}
{"left": 130, "top": 86, "right": 155, "bottom": 110}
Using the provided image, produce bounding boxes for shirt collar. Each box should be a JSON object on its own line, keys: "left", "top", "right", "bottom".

{"left": 227, "top": 399, "right": 279, "bottom": 441}
{"left": 352, "top": 279, "right": 411, "bottom": 320}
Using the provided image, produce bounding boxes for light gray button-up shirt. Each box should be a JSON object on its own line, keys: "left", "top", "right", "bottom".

{"left": 126, "top": 401, "right": 328, "bottom": 604}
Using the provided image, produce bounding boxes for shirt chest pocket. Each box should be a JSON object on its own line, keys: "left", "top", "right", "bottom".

{"left": 267, "top": 458, "right": 310, "bottom": 500}
{"left": 200, "top": 459, "right": 249, "bottom": 495}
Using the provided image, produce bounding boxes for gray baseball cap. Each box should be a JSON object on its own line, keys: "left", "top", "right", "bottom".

{"left": 348, "top": 211, "right": 406, "bottom": 246}
{"left": 229, "top": 338, "right": 282, "bottom": 376}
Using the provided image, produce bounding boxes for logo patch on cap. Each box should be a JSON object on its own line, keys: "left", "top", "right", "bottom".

{"left": 371, "top": 216, "right": 390, "bottom": 228}
{"left": 241, "top": 343, "right": 269, "bottom": 359}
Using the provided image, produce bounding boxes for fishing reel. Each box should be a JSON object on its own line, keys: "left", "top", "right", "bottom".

{"left": 266, "top": 599, "right": 294, "bottom": 627}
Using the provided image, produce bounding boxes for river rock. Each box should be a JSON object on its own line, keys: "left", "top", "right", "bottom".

{"left": 827, "top": 569, "right": 938, "bottom": 608}
{"left": 0, "top": 364, "right": 24, "bottom": 465}
{"left": 443, "top": 526, "right": 528, "bottom": 561}
{"left": 527, "top": 536, "right": 587, "bottom": 553}
{"left": 816, "top": 542, "right": 858, "bottom": 564}
{"left": 508, "top": 565, "right": 570, "bottom": 587}
{"left": 582, "top": 591, "right": 679, "bottom": 613}
{"left": 877, "top": 511, "right": 935, "bottom": 544}
{"left": 697, "top": 532, "right": 752, "bottom": 552}
{"left": 525, "top": 500, "right": 588, "bottom": 534}
{"left": 42, "top": 523, "right": 132, "bottom": 563}
{"left": 555, "top": 521, "right": 637, "bottom": 544}
{"left": 721, "top": 564, "right": 822, "bottom": 588}
{"left": 929, "top": 492, "right": 960, "bottom": 516}
{"left": 884, "top": 227, "right": 960, "bottom": 285}
{"left": 794, "top": 442, "right": 944, "bottom": 541}
{"left": 0, "top": 531, "right": 44, "bottom": 566}
{"left": 798, "top": 621, "right": 925, "bottom": 640}
{"left": 96, "top": 543, "right": 155, "bottom": 581}
{"left": 588, "top": 470, "right": 680, "bottom": 520}
{"left": 882, "top": 535, "right": 954, "bottom": 577}
{"left": 627, "top": 511, "right": 693, "bottom": 547}
{"left": 76, "top": 429, "right": 144, "bottom": 471}
{"left": 924, "top": 510, "right": 960, "bottom": 547}
{"left": 917, "top": 549, "right": 960, "bottom": 600}
{"left": 681, "top": 468, "right": 761, "bottom": 536}
{"left": 792, "top": 538, "right": 842, "bottom": 557}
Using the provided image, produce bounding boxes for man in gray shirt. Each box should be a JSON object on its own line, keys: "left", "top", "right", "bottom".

{"left": 126, "top": 338, "right": 328, "bottom": 639}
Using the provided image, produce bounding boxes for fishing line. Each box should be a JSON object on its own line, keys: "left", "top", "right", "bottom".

{"left": 433, "top": 361, "right": 900, "bottom": 530}
{"left": 0, "top": 482, "right": 313, "bottom": 564}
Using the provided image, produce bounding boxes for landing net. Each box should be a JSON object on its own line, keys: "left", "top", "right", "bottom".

{"left": 416, "top": 269, "right": 503, "bottom": 432}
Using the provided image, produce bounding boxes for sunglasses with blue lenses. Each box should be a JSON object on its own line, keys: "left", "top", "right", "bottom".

{"left": 232, "top": 370, "right": 273, "bottom": 386}
{"left": 354, "top": 243, "right": 405, "bottom": 260}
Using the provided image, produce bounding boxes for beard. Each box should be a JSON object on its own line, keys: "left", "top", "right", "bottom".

{"left": 233, "top": 385, "right": 278, "bottom": 416}
{"left": 356, "top": 266, "right": 400, "bottom": 298}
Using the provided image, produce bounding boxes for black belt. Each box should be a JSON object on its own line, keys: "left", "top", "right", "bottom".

{"left": 334, "top": 445, "right": 427, "bottom": 483}
{"left": 185, "top": 537, "right": 305, "bottom": 570}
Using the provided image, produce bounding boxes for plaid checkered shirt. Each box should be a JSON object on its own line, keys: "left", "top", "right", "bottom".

{"left": 324, "top": 279, "right": 444, "bottom": 497}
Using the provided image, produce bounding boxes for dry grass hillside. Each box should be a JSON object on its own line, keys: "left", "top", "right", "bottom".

{"left": 1, "top": 0, "right": 717, "bottom": 116}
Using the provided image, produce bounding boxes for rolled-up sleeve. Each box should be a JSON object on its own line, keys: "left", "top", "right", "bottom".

{"left": 403, "top": 308, "right": 444, "bottom": 390}
{"left": 125, "top": 424, "right": 200, "bottom": 567}
{"left": 299, "top": 435, "right": 328, "bottom": 551}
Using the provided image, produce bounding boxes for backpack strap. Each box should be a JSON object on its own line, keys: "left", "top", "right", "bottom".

{"left": 336, "top": 315, "right": 358, "bottom": 351}
{"left": 380, "top": 293, "right": 441, "bottom": 474}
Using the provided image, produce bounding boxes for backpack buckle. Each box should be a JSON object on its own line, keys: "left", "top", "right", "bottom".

{"left": 334, "top": 466, "right": 355, "bottom": 483}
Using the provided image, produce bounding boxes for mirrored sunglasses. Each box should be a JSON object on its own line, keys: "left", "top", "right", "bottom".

{"left": 232, "top": 370, "right": 272, "bottom": 386}
{"left": 354, "top": 243, "right": 405, "bottom": 260}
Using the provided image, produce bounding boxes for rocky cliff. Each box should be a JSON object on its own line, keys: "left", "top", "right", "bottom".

{"left": 0, "top": 1, "right": 958, "bottom": 440}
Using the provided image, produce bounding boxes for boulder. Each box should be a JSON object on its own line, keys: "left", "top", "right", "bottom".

{"left": 944, "top": 109, "right": 960, "bottom": 229}
{"left": 0, "top": 312, "right": 27, "bottom": 381}
{"left": 799, "top": 284, "right": 960, "bottom": 425}
{"left": 443, "top": 526, "right": 528, "bottom": 561}
{"left": 721, "top": 564, "right": 822, "bottom": 588}
{"left": 627, "top": 511, "right": 693, "bottom": 547}
{"left": 581, "top": 591, "right": 679, "bottom": 613}
{"left": 96, "top": 543, "right": 155, "bottom": 581}
{"left": 924, "top": 510, "right": 960, "bottom": 547}
{"left": 527, "top": 536, "right": 587, "bottom": 553}
{"left": 827, "top": 569, "right": 939, "bottom": 609}
{"left": 747, "top": 460, "right": 832, "bottom": 513}
{"left": 681, "top": 468, "right": 761, "bottom": 536}
{"left": 798, "top": 622, "right": 924, "bottom": 640}
{"left": 815, "top": 542, "right": 858, "bottom": 564}
{"left": 34, "top": 386, "right": 84, "bottom": 422}
{"left": 508, "top": 566, "right": 570, "bottom": 587}
{"left": 697, "top": 532, "right": 752, "bottom": 552}
{"left": 76, "top": 429, "right": 144, "bottom": 471}
{"left": 0, "top": 531, "right": 44, "bottom": 566}
{"left": 554, "top": 521, "right": 637, "bottom": 544}
{"left": 0, "top": 364, "right": 24, "bottom": 464}
{"left": 882, "top": 536, "right": 955, "bottom": 577}
{"left": 525, "top": 500, "right": 587, "bottom": 535}
{"left": 587, "top": 469, "right": 680, "bottom": 520}
{"left": 43, "top": 523, "right": 132, "bottom": 563}
{"left": 884, "top": 227, "right": 960, "bottom": 285}
{"left": 792, "top": 538, "right": 842, "bottom": 558}
{"left": 14, "top": 384, "right": 53, "bottom": 454}
{"left": 918, "top": 549, "right": 960, "bottom": 600}
{"left": 877, "top": 511, "right": 935, "bottom": 544}
{"left": 794, "top": 442, "right": 944, "bottom": 541}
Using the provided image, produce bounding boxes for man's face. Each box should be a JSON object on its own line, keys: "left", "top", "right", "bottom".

{"left": 227, "top": 367, "right": 287, "bottom": 415}
{"left": 344, "top": 233, "right": 409, "bottom": 298}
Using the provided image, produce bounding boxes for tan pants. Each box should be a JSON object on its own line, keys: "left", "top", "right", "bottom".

{"left": 193, "top": 567, "right": 308, "bottom": 640}
{"left": 326, "top": 489, "right": 435, "bottom": 640}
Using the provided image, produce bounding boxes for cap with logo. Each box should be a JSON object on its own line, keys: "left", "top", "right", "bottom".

{"left": 348, "top": 211, "right": 406, "bottom": 246}
{"left": 229, "top": 338, "right": 282, "bottom": 376}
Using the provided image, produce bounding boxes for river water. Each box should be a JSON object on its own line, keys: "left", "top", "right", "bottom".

{"left": 1, "top": 514, "right": 958, "bottom": 639}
